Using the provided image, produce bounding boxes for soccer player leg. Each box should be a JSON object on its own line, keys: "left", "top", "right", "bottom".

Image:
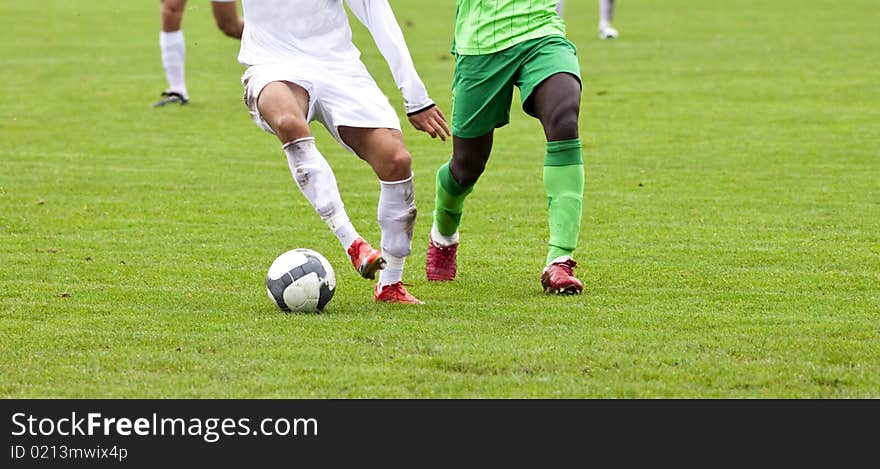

{"left": 544, "top": 148, "right": 584, "bottom": 269}
{"left": 339, "top": 127, "right": 423, "bottom": 304}
{"left": 210, "top": 0, "right": 243, "bottom": 39}
{"left": 427, "top": 53, "right": 515, "bottom": 280}
{"left": 377, "top": 172, "right": 416, "bottom": 289}
{"left": 426, "top": 138, "right": 487, "bottom": 282}
{"left": 255, "top": 81, "right": 366, "bottom": 269}
{"left": 531, "top": 73, "right": 584, "bottom": 265}
{"left": 433, "top": 135, "right": 490, "bottom": 243}
{"left": 520, "top": 39, "right": 585, "bottom": 293}
{"left": 599, "top": 0, "right": 619, "bottom": 39}
{"left": 156, "top": 0, "right": 189, "bottom": 106}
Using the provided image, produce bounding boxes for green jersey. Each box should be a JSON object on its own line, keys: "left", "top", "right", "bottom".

{"left": 453, "top": 0, "right": 566, "bottom": 55}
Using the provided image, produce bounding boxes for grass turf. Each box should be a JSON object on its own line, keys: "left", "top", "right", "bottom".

{"left": 0, "top": 0, "right": 878, "bottom": 398}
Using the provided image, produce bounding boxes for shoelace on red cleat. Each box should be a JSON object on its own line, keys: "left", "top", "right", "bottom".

{"left": 556, "top": 260, "right": 575, "bottom": 276}
{"left": 428, "top": 244, "right": 456, "bottom": 266}
{"left": 388, "top": 282, "right": 415, "bottom": 294}
{"left": 379, "top": 282, "right": 414, "bottom": 300}
{"left": 388, "top": 283, "right": 405, "bottom": 297}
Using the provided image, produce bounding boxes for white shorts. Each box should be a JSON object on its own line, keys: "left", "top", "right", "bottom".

{"left": 241, "top": 61, "right": 401, "bottom": 153}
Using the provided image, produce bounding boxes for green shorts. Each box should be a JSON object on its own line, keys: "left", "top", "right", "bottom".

{"left": 451, "top": 35, "right": 581, "bottom": 138}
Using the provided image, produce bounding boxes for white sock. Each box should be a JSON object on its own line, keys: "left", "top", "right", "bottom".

{"left": 326, "top": 212, "right": 360, "bottom": 251}
{"left": 283, "top": 137, "right": 360, "bottom": 250}
{"left": 599, "top": 0, "right": 614, "bottom": 26}
{"left": 377, "top": 174, "right": 416, "bottom": 286}
{"left": 430, "top": 223, "right": 459, "bottom": 247}
{"left": 160, "top": 30, "right": 187, "bottom": 99}
{"left": 556, "top": 0, "right": 564, "bottom": 17}
{"left": 378, "top": 252, "right": 405, "bottom": 287}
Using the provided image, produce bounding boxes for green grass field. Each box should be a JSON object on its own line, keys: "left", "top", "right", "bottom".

{"left": 1, "top": 0, "right": 878, "bottom": 398}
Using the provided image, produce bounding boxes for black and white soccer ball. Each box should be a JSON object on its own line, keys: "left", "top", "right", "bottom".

{"left": 266, "top": 248, "right": 336, "bottom": 313}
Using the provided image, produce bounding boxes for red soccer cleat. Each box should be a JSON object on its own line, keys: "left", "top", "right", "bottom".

{"left": 426, "top": 237, "right": 458, "bottom": 281}
{"left": 541, "top": 258, "right": 584, "bottom": 295}
{"left": 347, "top": 238, "right": 385, "bottom": 280}
{"left": 374, "top": 282, "right": 424, "bottom": 304}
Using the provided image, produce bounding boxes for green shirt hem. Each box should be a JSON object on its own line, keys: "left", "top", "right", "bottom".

{"left": 454, "top": 28, "right": 565, "bottom": 56}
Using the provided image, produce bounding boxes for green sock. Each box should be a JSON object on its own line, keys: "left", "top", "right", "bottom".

{"left": 433, "top": 161, "right": 474, "bottom": 237}
{"left": 544, "top": 139, "right": 584, "bottom": 265}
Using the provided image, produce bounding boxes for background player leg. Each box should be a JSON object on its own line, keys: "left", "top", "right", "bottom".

{"left": 599, "top": 0, "right": 619, "bottom": 39}
{"left": 529, "top": 73, "right": 585, "bottom": 294}
{"left": 339, "top": 127, "right": 423, "bottom": 304}
{"left": 258, "top": 82, "right": 383, "bottom": 280}
{"left": 156, "top": 0, "right": 189, "bottom": 106}
{"left": 211, "top": 1, "right": 244, "bottom": 39}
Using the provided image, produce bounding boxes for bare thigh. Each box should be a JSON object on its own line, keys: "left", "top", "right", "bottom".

{"left": 257, "top": 81, "right": 312, "bottom": 144}
{"left": 338, "top": 127, "right": 413, "bottom": 182}
{"left": 528, "top": 72, "right": 582, "bottom": 142}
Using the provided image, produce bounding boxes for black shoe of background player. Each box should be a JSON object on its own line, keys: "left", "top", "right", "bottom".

{"left": 152, "top": 91, "right": 189, "bottom": 107}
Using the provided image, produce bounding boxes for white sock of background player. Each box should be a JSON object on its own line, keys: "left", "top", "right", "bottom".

{"left": 159, "top": 30, "right": 188, "bottom": 99}
{"left": 599, "top": 0, "right": 615, "bottom": 29}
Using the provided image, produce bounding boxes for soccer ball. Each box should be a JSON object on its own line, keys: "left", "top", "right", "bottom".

{"left": 266, "top": 248, "right": 336, "bottom": 313}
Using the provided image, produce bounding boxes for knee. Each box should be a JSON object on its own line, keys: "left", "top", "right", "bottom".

{"left": 388, "top": 149, "right": 413, "bottom": 175}
{"left": 161, "top": 3, "right": 184, "bottom": 25}
{"left": 379, "top": 149, "right": 413, "bottom": 181}
{"left": 273, "top": 114, "right": 310, "bottom": 142}
{"left": 545, "top": 102, "right": 580, "bottom": 141}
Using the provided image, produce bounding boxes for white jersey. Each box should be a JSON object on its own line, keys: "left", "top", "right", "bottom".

{"left": 238, "top": 0, "right": 433, "bottom": 114}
